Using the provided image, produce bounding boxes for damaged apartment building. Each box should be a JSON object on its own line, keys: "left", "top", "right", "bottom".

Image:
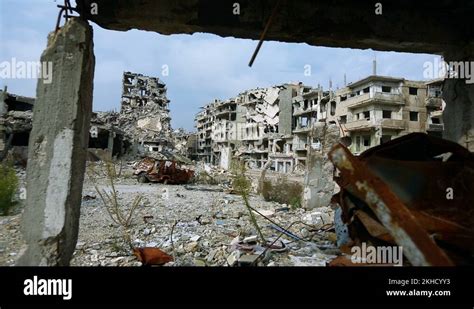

{"left": 1, "top": 71, "right": 192, "bottom": 163}
{"left": 90, "top": 71, "right": 191, "bottom": 160}
{"left": 119, "top": 71, "right": 173, "bottom": 156}
{"left": 195, "top": 75, "right": 445, "bottom": 172}
{"left": 195, "top": 83, "right": 304, "bottom": 170}
{"left": 0, "top": 87, "right": 34, "bottom": 164}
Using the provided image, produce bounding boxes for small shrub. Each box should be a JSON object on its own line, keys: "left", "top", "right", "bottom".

{"left": 87, "top": 160, "right": 142, "bottom": 248}
{"left": 0, "top": 162, "right": 18, "bottom": 215}
{"left": 260, "top": 176, "right": 303, "bottom": 208}
{"left": 231, "top": 159, "right": 265, "bottom": 243}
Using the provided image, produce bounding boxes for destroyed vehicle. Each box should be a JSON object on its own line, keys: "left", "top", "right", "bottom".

{"left": 133, "top": 157, "right": 194, "bottom": 184}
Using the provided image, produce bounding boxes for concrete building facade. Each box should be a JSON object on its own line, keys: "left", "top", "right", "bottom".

{"left": 338, "top": 76, "right": 430, "bottom": 154}
{"left": 194, "top": 75, "right": 445, "bottom": 171}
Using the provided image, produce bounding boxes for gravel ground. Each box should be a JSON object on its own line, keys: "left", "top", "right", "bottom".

{"left": 0, "top": 166, "right": 340, "bottom": 266}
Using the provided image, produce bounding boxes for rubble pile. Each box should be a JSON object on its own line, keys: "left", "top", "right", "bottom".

{"left": 240, "top": 86, "right": 282, "bottom": 129}
{"left": 0, "top": 90, "right": 34, "bottom": 163}
{"left": 69, "top": 175, "right": 339, "bottom": 266}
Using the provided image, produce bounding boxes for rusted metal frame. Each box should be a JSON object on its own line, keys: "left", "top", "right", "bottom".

{"left": 328, "top": 143, "right": 454, "bottom": 266}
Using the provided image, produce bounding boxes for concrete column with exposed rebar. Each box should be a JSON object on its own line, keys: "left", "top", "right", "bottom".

{"left": 17, "top": 17, "right": 95, "bottom": 266}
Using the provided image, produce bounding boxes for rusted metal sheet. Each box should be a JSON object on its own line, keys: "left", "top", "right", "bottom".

{"left": 133, "top": 247, "right": 173, "bottom": 266}
{"left": 133, "top": 157, "right": 194, "bottom": 184}
{"left": 329, "top": 133, "right": 474, "bottom": 266}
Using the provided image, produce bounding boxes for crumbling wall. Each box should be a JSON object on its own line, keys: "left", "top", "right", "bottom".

{"left": 0, "top": 90, "right": 35, "bottom": 162}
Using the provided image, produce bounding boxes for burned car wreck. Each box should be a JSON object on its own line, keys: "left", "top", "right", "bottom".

{"left": 133, "top": 157, "right": 194, "bottom": 184}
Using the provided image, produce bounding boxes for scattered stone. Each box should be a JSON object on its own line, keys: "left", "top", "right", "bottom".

{"left": 194, "top": 258, "right": 206, "bottom": 266}
{"left": 0, "top": 165, "right": 336, "bottom": 266}
{"left": 189, "top": 235, "right": 201, "bottom": 242}
{"left": 238, "top": 254, "right": 259, "bottom": 266}
{"left": 146, "top": 241, "right": 159, "bottom": 248}
{"left": 301, "top": 228, "right": 310, "bottom": 238}
{"left": 185, "top": 242, "right": 199, "bottom": 252}
{"left": 243, "top": 235, "right": 258, "bottom": 244}
{"left": 206, "top": 249, "right": 218, "bottom": 263}
{"left": 226, "top": 250, "right": 240, "bottom": 267}
{"left": 82, "top": 194, "right": 97, "bottom": 201}
{"left": 253, "top": 209, "right": 275, "bottom": 218}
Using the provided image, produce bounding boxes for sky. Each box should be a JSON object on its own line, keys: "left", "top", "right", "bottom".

{"left": 0, "top": 0, "right": 440, "bottom": 131}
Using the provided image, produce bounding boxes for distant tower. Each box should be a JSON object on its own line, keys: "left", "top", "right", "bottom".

{"left": 329, "top": 78, "right": 333, "bottom": 90}
{"left": 344, "top": 73, "right": 347, "bottom": 86}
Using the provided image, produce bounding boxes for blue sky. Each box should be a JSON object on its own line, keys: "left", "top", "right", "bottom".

{"left": 1, "top": 0, "right": 440, "bottom": 131}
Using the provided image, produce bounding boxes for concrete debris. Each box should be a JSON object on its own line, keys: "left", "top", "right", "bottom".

{"left": 302, "top": 207, "right": 334, "bottom": 228}
{"left": 0, "top": 89, "right": 34, "bottom": 164}
{"left": 252, "top": 209, "right": 275, "bottom": 218}
{"left": 39, "top": 174, "right": 337, "bottom": 266}
{"left": 226, "top": 250, "right": 240, "bottom": 267}
{"left": 238, "top": 254, "right": 260, "bottom": 266}
{"left": 1, "top": 70, "right": 195, "bottom": 167}
{"left": 243, "top": 235, "right": 258, "bottom": 244}
{"left": 189, "top": 235, "right": 201, "bottom": 242}
{"left": 120, "top": 72, "right": 171, "bottom": 144}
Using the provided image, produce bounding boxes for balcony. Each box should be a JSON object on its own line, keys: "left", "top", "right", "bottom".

{"left": 426, "top": 123, "right": 444, "bottom": 132}
{"left": 344, "top": 118, "right": 405, "bottom": 131}
{"left": 214, "top": 108, "right": 236, "bottom": 117}
{"left": 293, "top": 126, "right": 312, "bottom": 133}
{"left": 293, "top": 105, "right": 317, "bottom": 116}
{"left": 346, "top": 92, "right": 403, "bottom": 109}
{"left": 293, "top": 142, "right": 307, "bottom": 151}
{"left": 425, "top": 97, "right": 443, "bottom": 109}
{"left": 380, "top": 119, "right": 406, "bottom": 130}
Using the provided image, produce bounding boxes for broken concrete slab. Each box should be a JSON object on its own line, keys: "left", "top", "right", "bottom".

{"left": 17, "top": 17, "right": 95, "bottom": 266}
{"left": 302, "top": 123, "right": 339, "bottom": 209}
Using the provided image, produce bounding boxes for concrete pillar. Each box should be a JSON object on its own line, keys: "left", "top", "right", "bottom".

{"left": 442, "top": 80, "right": 474, "bottom": 151}
{"left": 0, "top": 90, "right": 7, "bottom": 117}
{"left": 107, "top": 129, "right": 115, "bottom": 156}
{"left": 17, "top": 18, "right": 95, "bottom": 266}
{"left": 442, "top": 50, "right": 474, "bottom": 151}
{"left": 303, "top": 123, "right": 339, "bottom": 209}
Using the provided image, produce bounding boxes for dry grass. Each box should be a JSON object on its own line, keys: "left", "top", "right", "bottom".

{"left": 87, "top": 160, "right": 142, "bottom": 247}
{"left": 260, "top": 176, "right": 303, "bottom": 209}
